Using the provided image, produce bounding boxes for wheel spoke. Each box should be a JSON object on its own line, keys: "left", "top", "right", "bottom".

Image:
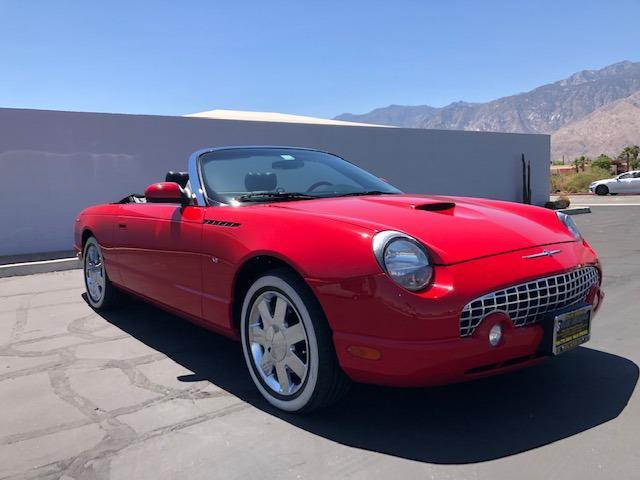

{"left": 260, "top": 352, "right": 274, "bottom": 375}
{"left": 275, "top": 362, "right": 290, "bottom": 392}
{"left": 283, "top": 322, "right": 305, "bottom": 345}
{"left": 249, "top": 325, "right": 267, "bottom": 346}
{"left": 257, "top": 298, "right": 274, "bottom": 328}
{"left": 285, "top": 351, "right": 306, "bottom": 379}
{"left": 272, "top": 296, "right": 288, "bottom": 327}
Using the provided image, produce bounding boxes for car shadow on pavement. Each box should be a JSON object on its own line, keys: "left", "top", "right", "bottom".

{"left": 91, "top": 296, "right": 639, "bottom": 465}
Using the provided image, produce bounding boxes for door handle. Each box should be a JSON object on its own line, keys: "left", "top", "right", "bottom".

{"left": 118, "top": 223, "right": 127, "bottom": 229}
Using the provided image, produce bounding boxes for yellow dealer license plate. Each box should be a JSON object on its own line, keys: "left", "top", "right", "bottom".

{"left": 553, "top": 306, "right": 592, "bottom": 355}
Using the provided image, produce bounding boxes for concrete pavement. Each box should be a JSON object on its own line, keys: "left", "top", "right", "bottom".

{"left": 0, "top": 207, "right": 638, "bottom": 479}
{"left": 552, "top": 194, "right": 640, "bottom": 206}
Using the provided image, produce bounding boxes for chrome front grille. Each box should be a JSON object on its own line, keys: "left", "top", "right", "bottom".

{"left": 460, "top": 266, "right": 599, "bottom": 337}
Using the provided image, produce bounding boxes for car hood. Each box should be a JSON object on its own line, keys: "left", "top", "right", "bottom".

{"left": 272, "top": 194, "right": 576, "bottom": 264}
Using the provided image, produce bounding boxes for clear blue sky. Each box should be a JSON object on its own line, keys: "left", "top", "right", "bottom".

{"left": 1, "top": 0, "right": 638, "bottom": 118}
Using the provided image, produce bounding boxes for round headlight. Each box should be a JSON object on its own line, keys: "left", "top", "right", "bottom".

{"left": 556, "top": 211, "right": 582, "bottom": 241}
{"left": 372, "top": 231, "right": 433, "bottom": 291}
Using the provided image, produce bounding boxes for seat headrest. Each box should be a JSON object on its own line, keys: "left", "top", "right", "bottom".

{"left": 165, "top": 171, "right": 189, "bottom": 189}
{"left": 245, "top": 172, "right": 277, "bottom": 191}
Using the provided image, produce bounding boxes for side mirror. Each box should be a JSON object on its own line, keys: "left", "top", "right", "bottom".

{"left": 144, "top": 182, "right": 190, "bottom": 206}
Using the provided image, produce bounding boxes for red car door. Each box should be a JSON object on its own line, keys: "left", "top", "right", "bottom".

{"left": 115, "top": 204, "right": 205, "bottom": 318}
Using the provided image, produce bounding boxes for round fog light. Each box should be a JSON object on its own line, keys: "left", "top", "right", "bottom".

{"left": 489, "top": 324, "right": 503, "bottom": 347}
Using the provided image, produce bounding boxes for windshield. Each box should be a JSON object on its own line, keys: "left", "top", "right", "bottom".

{"left": 199, "top": 147, "right": 402, "bottom": 204}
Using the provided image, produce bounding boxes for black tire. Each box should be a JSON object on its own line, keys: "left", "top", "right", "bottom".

{"left": 595, "top": 185, "right": 609, "bottom": 196}
{"left": 83, "top": 237, "right": 124, "bottom": 310}
{"left": 240, "top": 268, "right": 350, "bottom": 412}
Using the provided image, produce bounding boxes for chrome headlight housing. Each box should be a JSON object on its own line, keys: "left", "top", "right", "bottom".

{"left": 556, "top": 211, "right": 582, "bottom": 241}
{"left": 372, "top": 231, "right": 433, "bottom": 291}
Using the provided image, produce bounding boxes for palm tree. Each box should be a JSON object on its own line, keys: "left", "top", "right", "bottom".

{"left": 630, "top": 145, "right": 640, "bottom": 170}
{"left": 618, "top": 146, "right": 639, "bottom": 171}
{"left": 572, "top": 156, "right": 587, "bottom": 173}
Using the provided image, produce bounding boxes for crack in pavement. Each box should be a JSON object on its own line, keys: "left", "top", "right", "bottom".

{"left": 0, "top": 271, "right": 247, "bottom": 480}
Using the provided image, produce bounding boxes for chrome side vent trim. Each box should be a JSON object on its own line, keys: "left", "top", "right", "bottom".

{"left": 204, "top": 220, "right": 241, "bottom": 227}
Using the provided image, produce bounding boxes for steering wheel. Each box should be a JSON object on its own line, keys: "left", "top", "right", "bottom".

{"left": 306, "top": 181, "right": 334, "bottom": 192}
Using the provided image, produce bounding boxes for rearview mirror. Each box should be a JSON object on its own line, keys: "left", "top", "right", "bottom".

{"left": 144, "top": 182, "right": 190, "bottom": 206}
{"left": 272, "top": 159, "right": 304, "bottom": 170}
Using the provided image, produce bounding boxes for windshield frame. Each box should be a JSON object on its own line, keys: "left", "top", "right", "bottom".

{"left": 191, "top": 146, "right": 401, "bottom": 206}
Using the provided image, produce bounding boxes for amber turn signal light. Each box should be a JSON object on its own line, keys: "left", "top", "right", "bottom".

{"left": 347, "top": 345, "right": 382, "bottom": 360}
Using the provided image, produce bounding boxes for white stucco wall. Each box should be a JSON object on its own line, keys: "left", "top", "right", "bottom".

{"left": 0, "top": 107, "right": 550, "bottom": 256}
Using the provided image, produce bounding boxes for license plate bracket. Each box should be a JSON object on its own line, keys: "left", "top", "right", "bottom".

{"left": 552, "top": 306, "right": 592, "bottom": 355}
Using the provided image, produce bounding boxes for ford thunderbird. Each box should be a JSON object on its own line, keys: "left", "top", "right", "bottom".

{"left": 75, "top": 146, "right": 603, "bottom": 412}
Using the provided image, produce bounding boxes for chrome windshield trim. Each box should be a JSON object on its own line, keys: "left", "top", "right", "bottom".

{"left": 187, "top": 150, "right": 207, "bottom": 206}
{"left": 188, "top": 145, "right": 400, "bottom": 206}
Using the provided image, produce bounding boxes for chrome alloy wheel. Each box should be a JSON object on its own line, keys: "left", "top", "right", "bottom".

{"left": 247, "top": 291, "right": 309, "bottom": 396}
{"left": 84, "top": 243, "right": 106, "bottom": 303}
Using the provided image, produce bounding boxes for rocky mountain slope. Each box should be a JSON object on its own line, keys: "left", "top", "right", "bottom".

{"left": 336, "top": 61, "right": 640, "bottom": 135}
{"left": 551, "top": 90, "right": 640, "bottom": 160}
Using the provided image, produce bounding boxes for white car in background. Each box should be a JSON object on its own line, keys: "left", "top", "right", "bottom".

{"left": 589, "top": 171, "right": 640, "bottom": 195}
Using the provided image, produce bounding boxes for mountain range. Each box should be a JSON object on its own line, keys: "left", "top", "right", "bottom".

{"left": 551, "top": 90, "right": 640, "bottom": 160}
{"left": 335, "top": 61, "right": 640, "bottom": 161}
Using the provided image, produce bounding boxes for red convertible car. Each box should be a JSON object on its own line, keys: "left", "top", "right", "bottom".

{"left": 75, "top": 146, "right": 603, "bottom": 412}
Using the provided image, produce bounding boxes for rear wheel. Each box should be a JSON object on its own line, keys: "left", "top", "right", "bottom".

{"left": 83, "top": 237, "right": 123, "bottom": 309}
{"left": 240, "top": 269, "right": 350, "bottom": 412}
{"left": 595, "top": 185, "right": 609, "bottom": 196}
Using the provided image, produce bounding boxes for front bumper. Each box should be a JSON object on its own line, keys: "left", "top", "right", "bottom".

{"left": 333, "top": 294, "right": 603, "bottom": 387}
{"left": 311, "top": 240, "right": 602, "bottom": 387}
{"left": 333, "top": 318, "right": 547, "bottom": 387}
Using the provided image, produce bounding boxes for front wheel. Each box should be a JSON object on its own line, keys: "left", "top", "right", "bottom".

{"left": 595, "top": 185, "right": 609, "bottom": 196}
{"left": 240, "top": 269, "right": 350, "bottom": 412}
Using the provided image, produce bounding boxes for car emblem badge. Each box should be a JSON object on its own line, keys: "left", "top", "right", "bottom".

{"left": 522, "top": 249, "right": 562, "bottom": 259}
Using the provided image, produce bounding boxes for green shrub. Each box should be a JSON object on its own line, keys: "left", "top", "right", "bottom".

{"left": 592, "top": 154, "right": 612, "bottom": 171}
{"left": 551, "top": 173, "right": 568, "bottom": 193}
{"left": 550, "top": 167, "right": 611, "bottom": 194}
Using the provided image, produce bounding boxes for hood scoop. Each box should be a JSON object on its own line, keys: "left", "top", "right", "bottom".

{"left": 414, "top": 202, "right": 456, "bottom": 212}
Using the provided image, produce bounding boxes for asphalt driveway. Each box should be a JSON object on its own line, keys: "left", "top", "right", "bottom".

{"left": 1, "top": 207, "right": 639, "bottom": 479}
